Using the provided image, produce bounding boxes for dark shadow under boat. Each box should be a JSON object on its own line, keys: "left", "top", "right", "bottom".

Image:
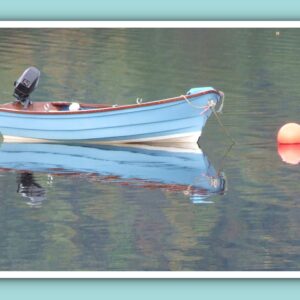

{"left": 0, "top": 142, "right": 226, "bottom": 204}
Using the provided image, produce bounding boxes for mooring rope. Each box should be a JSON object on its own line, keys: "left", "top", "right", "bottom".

{"left": 182, "top": 93, "right": 236, "bottom": 144}
{"left": 211, "top": 105, "right": 236, "bottom": 145}
{"left": 181, "top": 94, "right": 211, "bottom": 110}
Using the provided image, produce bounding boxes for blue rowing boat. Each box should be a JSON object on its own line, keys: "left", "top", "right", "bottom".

{"left": 0, "top": 142, "right": 226, "bottom": 204}
{"left": 0, "top": 86, "right": 223, "bottom": 144}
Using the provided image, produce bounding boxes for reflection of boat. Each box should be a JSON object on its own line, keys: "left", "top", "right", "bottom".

{"left": 0, "top": 143, "right": 226, "bottom": 203}
{"left": 0, "top": 87, "right": 223, "bottom": 144}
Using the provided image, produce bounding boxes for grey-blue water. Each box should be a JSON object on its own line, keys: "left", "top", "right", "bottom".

{"left": 0, "top": 28, "right": 299, "bottom": 271}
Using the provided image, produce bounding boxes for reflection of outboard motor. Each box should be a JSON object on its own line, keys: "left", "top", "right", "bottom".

{"left": 13, "top": 67, "right": 40, "bottom": 108}
{"left": 17, "top": 172, "right": 46, "bottom": 207}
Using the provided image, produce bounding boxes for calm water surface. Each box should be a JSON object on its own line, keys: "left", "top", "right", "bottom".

{"left": 0, "top": 28, "right": 299, "bottom": 271}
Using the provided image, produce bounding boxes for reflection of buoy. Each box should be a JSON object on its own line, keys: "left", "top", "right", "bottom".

{"left": 277, "top": 123, "right": 300, "bottom": 144}
{"left": 278, "top": 144, "right": 300, "bottom": 165}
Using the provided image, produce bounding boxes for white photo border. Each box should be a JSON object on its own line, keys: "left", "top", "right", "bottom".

{"left": 0, "top": 20, "right": 298, "bottom": 278}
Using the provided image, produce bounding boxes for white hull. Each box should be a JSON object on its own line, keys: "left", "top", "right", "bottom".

{"left": 2, "top": 130, "right": 201, "bottom": 145}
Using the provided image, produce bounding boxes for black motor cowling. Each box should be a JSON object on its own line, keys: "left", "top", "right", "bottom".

{"left": 13, "top": 67, "right": 40, "bottom": 108}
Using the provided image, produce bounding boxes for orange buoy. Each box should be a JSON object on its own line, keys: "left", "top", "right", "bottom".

{"left": 277, "top": 123, "right": 300, "bottom": 144}
{"left": 278, "top": 144, "right": 300, "bottom": 165}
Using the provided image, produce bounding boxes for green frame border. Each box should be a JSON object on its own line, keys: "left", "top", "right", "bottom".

{"left": 0, "top": 0, "right": 299, "bottom": 20}
{"left": 0, "top": 279, "right": 300, "bottom": 299}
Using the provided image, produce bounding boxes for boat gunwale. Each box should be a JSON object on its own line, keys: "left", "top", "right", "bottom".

{"left": 0, "top": 89, "right": 221, "bottom": 115}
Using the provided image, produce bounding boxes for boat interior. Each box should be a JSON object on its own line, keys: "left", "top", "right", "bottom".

{"left": 0, "top": 101, "right": 113, "bottom": 113}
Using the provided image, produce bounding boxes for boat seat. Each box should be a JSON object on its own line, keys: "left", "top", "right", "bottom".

{"left": 51, "top": 102, "right": 111, "bottom": 111}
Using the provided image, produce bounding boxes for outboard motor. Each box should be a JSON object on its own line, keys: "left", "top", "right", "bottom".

{"left": 13, "top": 66, "right": 40, "bottom": 108}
